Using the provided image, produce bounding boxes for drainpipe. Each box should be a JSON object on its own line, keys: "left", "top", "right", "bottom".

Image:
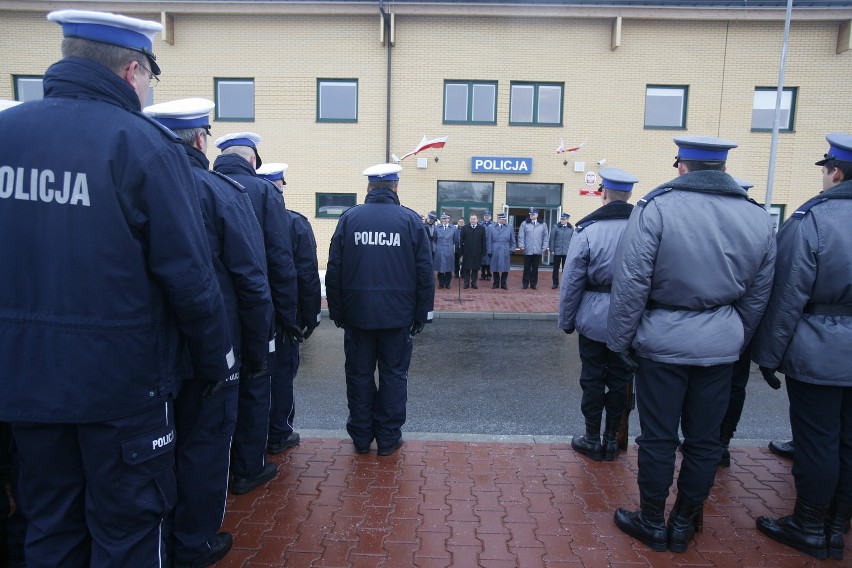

{"left": 379, "top": 1, "right": 392, "bottom": 162}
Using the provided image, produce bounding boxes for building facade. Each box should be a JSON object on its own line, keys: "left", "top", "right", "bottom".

{"left": 2, "top": 0, "right": 851, "bottom": 265}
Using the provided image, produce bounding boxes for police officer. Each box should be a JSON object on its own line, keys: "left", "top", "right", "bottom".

{"left": 213, "top": 133, "right": 301, "bottom": 494}
{"left": 518, "top": 208, "right": 549, "bottom": 289}
{"left": 423, "top": 211, "right": 438, "bottom": 259}
{"left": 144, "top": 99, "right": 275, "bottom": 567}
{"left": 256, "top": 162, "right": 322, "bottom": 454}
{"left": 549, "top": 213, "right": 574, "bottom": 289}
{"left": 0, "top": 11, "right": 235, "bottom": 566}
{"left": 752, "top": 133, "right": 852, "bottom": 561}
{"left": 607, "top": 136, "right": 776, "bottom": 553}
{"left": 487, "top": 212, "right": 515, "bottom": 290}
{"left": 326, "top": 164, "right": 435, "bottom": 456}
{"left": 434, "top": 213, "right": 458, "bottom": 289}
{"left": 559, "top": 168, "right": 637, "bottom": 462}
{"left": 480, "top": 211, "right": 495, "bottom": 281}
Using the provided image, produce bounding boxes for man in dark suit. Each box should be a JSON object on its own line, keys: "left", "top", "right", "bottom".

{"left": 460, "top": 214, "right": 487, "bottom": 289}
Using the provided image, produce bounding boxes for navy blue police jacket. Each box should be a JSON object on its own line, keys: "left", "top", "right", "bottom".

{"left": 326, "top": 188, "right": 435, "bottom": 329}
{"left": 287, "top": 209, "right": 322, "bottom": 333}
{"left": 184, "top": 146, "right": 274, "bottom": 368}
{"left": 212, "top": 154, "right": 299, "bottom": 332}
{"left": 0, "top": 57, "right": 233, "bottom": 422}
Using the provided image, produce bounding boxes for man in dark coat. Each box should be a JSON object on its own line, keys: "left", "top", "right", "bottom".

{"left": 459, "top": 214, "right": 487, "bottom": 289}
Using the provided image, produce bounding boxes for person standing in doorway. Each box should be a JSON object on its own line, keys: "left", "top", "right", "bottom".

{"left": 488, "top": 212, "right": 516, "bottom": 290}
{"left": 550, "top": 213, "right": 574, "bottom": 289}
{"left": 518, "top": 208, "right": 549, "bottom": 289}
{"left": 460, "top": 214, "right": 487, "bottom": 289}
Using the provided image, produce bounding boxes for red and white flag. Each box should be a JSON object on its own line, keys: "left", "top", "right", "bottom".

{"left": 392, "top": 135, "right": 448, "bottom": 162}
{"left": 557, "top": 138, "right": 586, "bottom": 154}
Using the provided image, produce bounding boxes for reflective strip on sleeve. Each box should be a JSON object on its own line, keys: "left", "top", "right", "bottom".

{"left": 226, "top": 348, "right": 235, "bottom": 369}
{"left": 269, "top": 338, "right": 276, "bottom": 353}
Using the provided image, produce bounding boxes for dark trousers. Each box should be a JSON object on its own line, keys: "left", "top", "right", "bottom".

{"left": 635, "top": 357, "right": 732, "bottom": 503}
{"left": 170, "top": 379, "right": 238, "bottom": 564}
{"left": 454, "top": 253, "right": 461, "bottom": 277}
{"left": 720, "top": 345, "right": 752, "bottom": 438}
{"left": 787, "top": 377, "right": 852, "bottom": 506}
{"left": 343, "top": 327, "right": 413, "bottom": 449}
{"left": 269, "top": 338, "right": 300, "bottom": 444}
{"left": 480, "top": 263, "right": 492, "bottom": 279}
{"left": 12, "top": 401, "right": 176, "bottom": 568}
{"left": 231, "top": 352, "right": 272, "bottom": 478}
{"left": 0, "top": 426, "right": 25, "bottom": 566}
{"left": 463, "top": 269, "right": 478, "bottom": 286}
{"left": 522, "top": 254, "right": 541, "bottom": 286}
{"left": 552, "top": 254, "right": 567, "bottom": 285}
{"left": 578, "top": 335, "right": 633, "bottom": 422}
{"left": 437, "top": 272, "right": 452, "bottom": 288}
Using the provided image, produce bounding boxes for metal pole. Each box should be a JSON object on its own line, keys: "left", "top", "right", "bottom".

{"left": 764, "top": 0, "right": 793, "bottom": 214}
{"left": 380, "top": 1, "right": 391, "bottom": 163}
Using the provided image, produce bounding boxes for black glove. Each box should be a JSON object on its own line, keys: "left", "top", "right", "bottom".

{"left": 333, "top": 320, "right": 345, "bottom": 329}
{"left": 302, "top": 324, "right": 318, "bottom": 341}
{"left": 242, "top": 359, "right": 267, "bottom": 382}
{"left": 282, "top": 325, "right": 305, "bottom": 346}
{"left": 563, "top": 327, "right": 574, "bottom": 335}
{"left": 202, "top": 379, "right": 226, "bottom": 401}
{"left": 759, "top": 366, "right": 782, "bottom": 390}
{"left": 409, "top": 321, "right": 425, "bottom": 336}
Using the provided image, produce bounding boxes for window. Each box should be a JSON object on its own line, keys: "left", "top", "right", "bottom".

{"left": 317, "top": 79, "right": 358, "bottom": 122}
{"left": 752, "top": 87, "right": 797, "bottom": 131}
{"left": 509, "top": 82, "right": 563, "bottom": 126}
{"left": 14, "top": 75, "right": 43, "bottom": 102}
{"left": 760, "top": 203, "right": 786, "bottom": 232}
{"left": 215, "top": 79, "right": 255, "bottom": 121}
{"left": 444, "top": 81, "right": 497, "bottom": 124}
{"left": 316, "top": 193, "right": 357, "bottom": 218}
{"left": 644, "top": 85, "right": 688, "bottom": 129}
{"left": 436, "top": 181, "right": 494, "bottom": 221}
{"left": 506, "top": 182, "right": 563, "bottom": 207}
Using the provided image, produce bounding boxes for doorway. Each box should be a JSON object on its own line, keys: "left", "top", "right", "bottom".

{"left": 508, "top": 207, "right": 558, "bottom": 266}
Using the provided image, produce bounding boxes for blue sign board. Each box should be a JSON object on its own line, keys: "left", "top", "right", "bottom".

{"left": 471, "top": 156, "right": 532, "bottom": 174}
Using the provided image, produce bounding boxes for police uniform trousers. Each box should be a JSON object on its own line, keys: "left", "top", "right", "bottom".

{"left": 11, "top": 400, "right": 177, "bottom": 568}
{"left": 786, "top": 377, "right": 852, "bottom": 507}
{"left": 231, "top": 352, "right": 273, "bottom": 479}
{"left": 1, "top": 424, "right": 25, "bottom": 567}
{"left": 578, "top": 335, "right": 632, "bottom": 421}
{"left": 269, "top": 337, "right": 300, "bottom": 446}
{"left": 551, "top": 255, "right": 567, "bottom": 286}
{"left": 634, "top": 357, "right": 731, "bottom": 503}
{"left": 344, "top": 327, "right": 413, "bottom": 449}
{"left": 522, "top": 254, "right": 541, "bottom": 287}
{"left": 170, "top": 379, "right": 238, "bottom": 564}
{"left": 720, "top": 345, "right": 752, "bottom": 437}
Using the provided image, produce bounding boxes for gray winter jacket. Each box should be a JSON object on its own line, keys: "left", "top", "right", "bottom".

{"left": 558, "top": 201, "right": 633, "bottom": 343}
{"left": 607, "top": 171, "right": 776, "bottom": 365}
{"left": 518, "top": 219, "right": 549, "bottom": 255}
{"left": 549, "top": 222, "right": 574, "bottom": 255}
{"left": 487, "top": 222, "right": 516, "bottom": 273}
{"left": 433, "top": 223, "right": 458, "bottom": 273}
{"left": 751, "top": 181, "right": 852, "bottom": 386}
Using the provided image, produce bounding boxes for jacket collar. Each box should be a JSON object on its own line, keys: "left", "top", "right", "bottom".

{"left": 212, "top": 153, "right": 255, "bottom": 176}
{"left": 183, "top": 145, "right": 210, "bottom": 170}
{"left": 576, "top": 200, "right": 634, "bottom": 226}
{"left": 364, "top": 188, "right": 401, "bottom": 205}
{"left": 43, "top": 57, "right": 142, "bottom": 113}
{"left": 655, "top": 170, "right": 748, "bottom": 198}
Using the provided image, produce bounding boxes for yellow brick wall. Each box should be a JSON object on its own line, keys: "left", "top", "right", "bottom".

{"left": 2, "top": 8, "right": 850, "bottom": 265}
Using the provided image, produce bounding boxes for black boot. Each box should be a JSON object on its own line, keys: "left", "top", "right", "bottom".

{"left": 500, "top": 273, "right": 508, "bottom": 289}
{"left": 826, "top": 499, "right": 852, "bottom": 560}
{"left": 756, "top": 498, "right": 829, "bottom": 559}
{"left": 614, "top": 496, "right": 668, "bottom": 552}
{"left": 719, "top": 422, "right": 736, "bottom": 468}
{"left": 602, "top": 417, "right": 620, "bottom": 461}
{"left": 492, "top": 273, "right": 500, "bottom": 289}
{"left": 667, "top": 494, "right": 704, "bottom": 553}
{"left": 571, "top": 417, "right": 602, "bottom": 461}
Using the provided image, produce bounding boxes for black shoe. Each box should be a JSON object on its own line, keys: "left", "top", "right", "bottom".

{"left": 501, "top": 283, "right": 508, "bottom": 290}
{"left": 471, "top": 281, "right": 478, "bottom": 289}
{"left": 768, "top": 439, "right": 794, "bottom": 459}
{"left": 614, "top": 497, "right": 668, "bottom": 552}
{"left": 602, "top": 418, "right": 620, "bottom": 461}
{"left": 463, "top": 283, "right": 470, "bottom": 289}
{"left": 756, "top": 498, "right": 828, "bottom": 559}
{"left": 530, "top": 284, "right": 537, "bottom": 290}
{"left": 230, "top": 462, "right": 278, "bottom": 495}
{"left": 267, "top": 431, "right": 300, "bottom": 454}
{"left": 826, "top": 499, "right": 852, "bottom": 560}
{"left": 377, "top": 439, "right": 404, "bottom": 456}
{"left": 571, "top": 418, "right": 603, "bottom": 461}
{"left": 667, "top": 495, "right": 704, "bottom": 553}
{"left": 174, "top": 532, "right": 233, "bottom": 568}
{"left": 523, "top": 284, "right": 528, "bottom": 289}
{"left": 492, "top": 281, "right": 499, "bottom": 289}
{"left": 719, "top": 446, "right": 731, "bottom": 468}
{"left": 552, "top": 283, "right": 559, "bottom": 289}
{"left": 354, "top": 445, "right": 370, "bottom": 455}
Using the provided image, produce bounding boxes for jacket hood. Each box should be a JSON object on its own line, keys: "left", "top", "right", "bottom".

{"left": 656, "top": 170, "right": 748, "bottom": 198}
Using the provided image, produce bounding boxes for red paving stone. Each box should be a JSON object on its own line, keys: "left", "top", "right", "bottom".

{"left": 217, "top": 441, "right": 852, "bottom": 567}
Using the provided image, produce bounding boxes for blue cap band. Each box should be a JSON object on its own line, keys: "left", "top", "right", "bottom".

{"left": 602, "top": 179, "right": 634, "bottom": 191}
{"left": 677, "top": 147, "right": 729, "bottom": 161}
{"left": 62, "top": 22, "right": 152, "bottom": 52}
{"left": 828, "top": 143, "right": 852, "bottom": 162}
{"left": 218, "top": 138, "right": 257, "bottom": 150}
{"left": 153, "top": 116, "right": 209, "bottom": 130}
{"left": 260, "top": 172, "right": 284, "bottom": 181}
{"left": 368, "top": 173, "right": 398, "bottom": 181}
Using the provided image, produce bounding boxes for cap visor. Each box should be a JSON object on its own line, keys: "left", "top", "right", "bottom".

{"left": 253, "top": 148, "right": 262, "bottom": 169}
{"left": 815, "top": 158, "right": 829, "bottom": 166}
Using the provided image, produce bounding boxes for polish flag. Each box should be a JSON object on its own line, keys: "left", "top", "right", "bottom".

{"left": 557, "top": 139, "right": 586, "bottom": 154}
{"left": 392, "top": 135, "right": 448, "bottom": 162}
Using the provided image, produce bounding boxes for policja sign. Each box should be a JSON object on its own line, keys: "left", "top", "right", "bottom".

{"left": 471, "top": 157, "right": 532, "bottom": 174}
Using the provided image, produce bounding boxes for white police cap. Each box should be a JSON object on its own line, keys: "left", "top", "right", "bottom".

{"left": 815, "top": 133, "right": 852, "bottom": 166}
{"left": 599, "top": 167, "right": 639, "bottom": 192}
{"left": 48, "top": 9, "right": 163, "bottom": 75}
{"left": 440, "top": 212, "right": 450, "bottom": 219}
{"left": 733, "top": 178, "right": 754, "bottom": 191}
{"left": 363, "top": 163, "right": 402, "bottom": 181}
{"left": 0, "top": 100, "right": 22, "bottom": 112}
{"left": 143, "top": 98, "right": 214, "bottom": 130}
{"left": 215, "top": 132, "right": 263, "bottom": 167}
{"left": 256, "top": 162, "right": 288, "bottom": 185}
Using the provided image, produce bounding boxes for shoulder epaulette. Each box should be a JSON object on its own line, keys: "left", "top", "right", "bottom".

{"left": 575, "top": 220, "right": 596, "bottom": 233}
{"left": 791, "top": 197, "right": 828, "bottom": 220}
{"left": 288, "top": 209, "right": 308, "bottom": 222}
{"left": 637, "top": 187, "right": 672, "bottom": 208}
{"left": 209, "top": 170, "right": 246, "bottom": 192}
